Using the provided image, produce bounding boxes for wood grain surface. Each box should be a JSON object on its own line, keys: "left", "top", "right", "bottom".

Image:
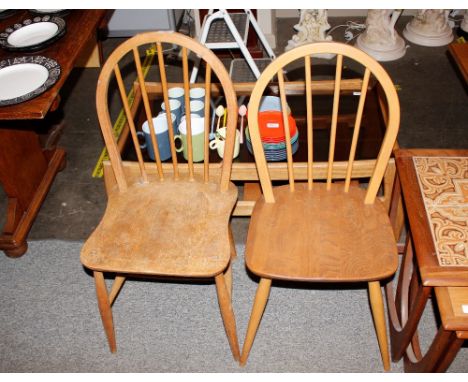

{"left": 245, "top": 183, "right": 398, "bottom": 282}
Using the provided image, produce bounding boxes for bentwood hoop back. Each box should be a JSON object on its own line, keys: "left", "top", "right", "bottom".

{"left": 81, "top": 32, "right": 240, "bottom": 360}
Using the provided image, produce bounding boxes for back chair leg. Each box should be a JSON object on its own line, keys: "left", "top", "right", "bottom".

{"left": 215, "top": 272, "right": 241, "bottom": 361}
{"left": 369, "top": 280, "right": 391, "bottom": 371}
{"left": 229, "top": 225, "right": 237, "bottom": 261}
{"left": 240, "top": 277, "right": 272, "bottom": 366}
{"left": 94, "top": 271, "right": 117, "bottom": 353}
{"left": 224, "top": 262, "right": 233, "bottom": 299}
{"left": 109, "top": 275, "right": 126, "bottom": 305}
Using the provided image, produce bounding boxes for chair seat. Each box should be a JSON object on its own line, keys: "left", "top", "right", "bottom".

{"left": 81, "top": 179, "right": 238, "bottom": 277}
{"left": 245, "top": 183, "right": 398, "bottom": 282}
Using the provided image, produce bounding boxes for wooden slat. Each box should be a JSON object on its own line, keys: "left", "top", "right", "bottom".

{"left": 344, "top": 67, "right": 371, "bottom": 192}
{"left": 182, "top": 47, "right": 194, "bottom": 180}
{"left": 277, "top": 69, "right": 295, "bottom": 191}
{"left": 133, "top": 47, "right": 164, "bottom": 180}
{"left": 204, "top": 64, "right": 212, "bottom": 182}
{"left": 114, "top": 64, "right": 148, "bottom": 183}
{"left": 103, "top": 159, "right": 383, "bottom": 187}
{"left": 305, "top": 55, "right": 313, "bottom": 190}
{"left": 326, "top": 54, "right": 343, "bottom": 189}
{"left": 143, "top": 78, "right": 365, "bottom": 97}
{"left": 156, "top": 42, "right": 179, "bottom": 179}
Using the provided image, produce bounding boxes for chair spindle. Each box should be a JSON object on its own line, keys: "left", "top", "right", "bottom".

{"left": 305, "top": 55, "right": 313, "bottom": 190}
{"left": 277, "top": 69, "right": 295, "bottom": 191}
{"left": 156, "top": 42, "right": 179, "bottom": 179}
{"left": 182, "top": 47, "right": 194, "bottom": 180}
{"left": 114, "top": 64, "right": 148, "bottom": 183}
{"left": 344, "top": 68, "right": 371, "bottom": 192}
{"left": 326, "top": 54, "right": 343, "bottom": 189}
{"left": 133, "top": 47, "right": 164, "bottom": 180}
{"left": 204, "top": 65, "right": 212, "bottom": 182}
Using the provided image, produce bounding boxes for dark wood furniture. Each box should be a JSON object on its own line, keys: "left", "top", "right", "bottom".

{"left": 387, "top": 148, "right": 468, "bottom": 372}
{"left": 448, "top": 42, "right": 468, "bottom": 84}
{"left": 0, "top": 10, "right": 107, "bottom": 257}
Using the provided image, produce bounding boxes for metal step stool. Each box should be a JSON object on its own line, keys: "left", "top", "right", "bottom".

{"left": 190, "top": 9, "right": 276, "bottom": 83}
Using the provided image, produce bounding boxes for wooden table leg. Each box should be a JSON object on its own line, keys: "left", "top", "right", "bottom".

{"left": 433, "top": 332, "right": 465, "bottom": 372}
{"left": 0, "top": 127, "right": 66, "bottom": 257}
{"left": 403, "top": 328, "right": 463, "bottom": 372}
{"left": 385, "top": 233, "right": 433, "bottom": 362}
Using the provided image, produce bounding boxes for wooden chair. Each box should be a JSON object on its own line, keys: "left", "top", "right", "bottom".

{"left": 80, "top": 32, "right": 240, "bottom": 360}
{"left": 240, "top": 42, "right": 400, "bottom": 370}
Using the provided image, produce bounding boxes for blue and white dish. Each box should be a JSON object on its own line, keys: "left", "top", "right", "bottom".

{"left": 0, "top": 55, "right": 61, "bottom": 106}
{"left": 0, "top": 16, "right": 66, "bottom": 52}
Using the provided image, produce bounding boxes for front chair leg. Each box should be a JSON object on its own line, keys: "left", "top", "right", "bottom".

{"left": 240, "top": 277, "right": 272, "bottom": 366}
{"left": 94, "top": 271, "right": 117, "bottom": 353}
{"left": 215, "top": 272, "right": 241, "bottom": 361}
{"left": 369, "top": 280, "right": 391, "bottom": 371}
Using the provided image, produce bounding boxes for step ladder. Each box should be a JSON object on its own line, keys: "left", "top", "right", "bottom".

{"left": 190, "top": 9, "right": 276, "bottom": 83}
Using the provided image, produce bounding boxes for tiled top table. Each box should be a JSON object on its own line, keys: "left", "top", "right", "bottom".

{"left": 388, "top": 149, "right": 468, "bottom": 372}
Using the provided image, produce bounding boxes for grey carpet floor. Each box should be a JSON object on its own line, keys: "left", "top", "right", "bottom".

{"left": 1, "top": 240, "right": 467, "bottom": 373}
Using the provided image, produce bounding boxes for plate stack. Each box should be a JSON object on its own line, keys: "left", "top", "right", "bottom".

{"left": 245, "top": 96, "right": 299, "bottom": 161}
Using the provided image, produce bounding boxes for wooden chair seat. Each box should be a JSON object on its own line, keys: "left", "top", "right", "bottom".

{"left": 246, "top": 183, "right": 398, "bottom": 282}
{"left": 81, "top": 180, "right": 238, "bottom": 277}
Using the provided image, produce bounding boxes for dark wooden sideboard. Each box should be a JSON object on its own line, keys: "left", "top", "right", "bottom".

{"left": 0, "top": 9, "right": 108, "bottom": 257}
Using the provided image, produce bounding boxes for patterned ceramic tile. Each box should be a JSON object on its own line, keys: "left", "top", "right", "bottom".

{"left": 413, "top": 157, "right": 468, "bottom": 267}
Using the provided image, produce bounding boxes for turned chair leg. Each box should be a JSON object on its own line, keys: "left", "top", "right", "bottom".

{"left": 369, "top": 280, "right": 391, "bottom": 371}
{"left": 240, "top": 277, "right": 272, "bottom": 366}
{"left": 94, "top": 271, "right": 117, "bottom": 353}
{"left": 215, "top": 272, "right": 241, "bottom": 361}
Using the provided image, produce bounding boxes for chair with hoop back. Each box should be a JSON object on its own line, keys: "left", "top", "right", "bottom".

{"left": 80, "top": 31, "right": 240, "bottom": 360}
{"left": 240, "top": 42, "right": 400, "bottom": 370}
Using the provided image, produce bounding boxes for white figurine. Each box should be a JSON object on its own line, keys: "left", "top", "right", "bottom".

{"left": 403, "top": 9, "right": 454, "bottom": 46}
{"left": 285, "top": 9, "right": 332, "bottom": 51}
{"left": 356, "top": 9, "right": 406, "bottom": 61}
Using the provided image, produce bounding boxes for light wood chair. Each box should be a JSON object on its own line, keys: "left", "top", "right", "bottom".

{"left": 80, "top": 32, "right": 240, "bottom": 360}
{"left": 240, "top": 42, "right": 400, "bottom": 370}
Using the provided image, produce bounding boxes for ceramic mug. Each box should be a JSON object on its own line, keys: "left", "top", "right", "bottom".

{"left": 209, "top": 127, "right": 240, "bottom": 159}
{"left": 174, "top": 116, "right": 206, "bottom": 162}
{"left": 189, "top": 87, "right": 205, "bottom": 102}
{"left": 138, "top": 113, "right": 176, "bottom": 161}
{"left": 160, "top": 99, "right": 182, "bottom": 134}
{"left": 189, "top": 100, "right": 205, "bottom": 118}
{"left": 168, "top": 87, "right": 185, "bottom": 114}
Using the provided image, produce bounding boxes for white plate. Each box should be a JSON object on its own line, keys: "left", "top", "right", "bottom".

{"left": 0, "top": 56, "right": 60, "bottom": 106}
{"left": 0, "top": 16, "right": 66, "bottom": 52}
{"left": 31, "top": 9, "right": 65, "bottom": 13}
{"left": 0, "top": 63, "right": 49, "bottom": 101}
{"left": 7, "top": 21, "right": 59, "bottom": 47}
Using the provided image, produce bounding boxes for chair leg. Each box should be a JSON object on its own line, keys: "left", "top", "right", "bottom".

{"left": 229, "top": 224, "right": 237, "bottom": 261}
{"left": 94, "top": 271, "right": 117, "bottom": 353}
{"left": 224, "top": 262, "right": 233, "bottom": 299}
{"left": 369, "top": 281, "right": 391, "bottom": 371}
{"left": 240, "top": 277, "right": 272, "bottom": 366}
{"left": 109, "top": 275, "right": 126, "bottom": 305}
{"left": 215, "top": 272, "right": 241, "bottom": 361}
